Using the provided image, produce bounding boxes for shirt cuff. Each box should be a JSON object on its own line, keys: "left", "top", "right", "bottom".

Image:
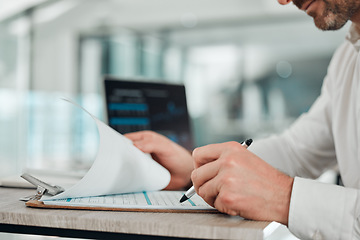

{"left": 288, "top": 177, "right": 359, "bottom": 239}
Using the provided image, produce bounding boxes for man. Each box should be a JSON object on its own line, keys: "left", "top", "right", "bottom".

{"left": 125, "top": 0, "right": 360, "bottom": 238}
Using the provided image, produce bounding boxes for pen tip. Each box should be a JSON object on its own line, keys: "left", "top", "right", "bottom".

{"left": 179, "top": 195, "right": 188, "bottom": 203}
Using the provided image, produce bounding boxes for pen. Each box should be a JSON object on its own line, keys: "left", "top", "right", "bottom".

{"left": 179, "top": 138, "right": 253, "bottom": 203}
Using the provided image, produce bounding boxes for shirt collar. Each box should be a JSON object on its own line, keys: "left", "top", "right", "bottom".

{"left": 346, "top": 23, "right": 360, "bottom": 52}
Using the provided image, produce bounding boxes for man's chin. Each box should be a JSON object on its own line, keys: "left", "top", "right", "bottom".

{"left": 313, "top": 16, "right": 348, "bottom": 31}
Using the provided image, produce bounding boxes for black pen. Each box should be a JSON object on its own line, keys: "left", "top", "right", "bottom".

{"left": 179, "top": 139, "right": 253, "bottom": 203}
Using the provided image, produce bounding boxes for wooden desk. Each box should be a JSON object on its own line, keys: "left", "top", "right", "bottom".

{"left": 0, "top": 187, "right": 278, "bottom": 239}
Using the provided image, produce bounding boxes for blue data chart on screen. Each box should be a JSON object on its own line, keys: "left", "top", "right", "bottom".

{"left": 104, "top": 79, "right": 194, "bottom": 150}
{"left": 108, "top": 103, "right": 151, "bottom": 133}
{"left": 151, "top": 102, "right": 186, "bottom": 123}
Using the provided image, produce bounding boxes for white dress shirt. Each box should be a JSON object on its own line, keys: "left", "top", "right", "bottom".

{"left": 249, "top": 24, "right": 360, "bottom": 240}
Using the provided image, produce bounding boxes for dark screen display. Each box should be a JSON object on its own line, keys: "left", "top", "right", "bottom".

{"left": 104, "top": 78, "right": 194, "bottom": 150}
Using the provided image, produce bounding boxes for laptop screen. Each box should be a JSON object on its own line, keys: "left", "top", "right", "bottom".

{"left": 104, "top": 78, "right": 194, "bottom": 150}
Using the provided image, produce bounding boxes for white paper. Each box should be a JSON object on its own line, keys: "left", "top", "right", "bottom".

{"left": 42, "top": 191, "right": 214, "bottom": 210}
{"left": 43, "top": 99, "right": 171, "bottom": 200}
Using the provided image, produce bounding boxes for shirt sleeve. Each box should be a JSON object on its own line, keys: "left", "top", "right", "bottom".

{"left": 289, "top": 177, "right": 360, "bottom": 239}
{"left": 247, "top": 44, "right": 360, "bottom": 239}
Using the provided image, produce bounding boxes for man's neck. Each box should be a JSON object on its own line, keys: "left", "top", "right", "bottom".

{"left": 354, "top": 24, "right": 360, "bottom": 35}
{"left": 351, "top": 10, "right": 360, "bottom": 34}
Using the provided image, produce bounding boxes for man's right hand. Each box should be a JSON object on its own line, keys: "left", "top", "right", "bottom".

{"left": 125, "top": 131, "right": 194, "bottom": 190}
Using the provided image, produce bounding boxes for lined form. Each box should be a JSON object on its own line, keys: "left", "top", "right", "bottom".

{"left": 42, "top": 191, "right": 214, "bottom": 210}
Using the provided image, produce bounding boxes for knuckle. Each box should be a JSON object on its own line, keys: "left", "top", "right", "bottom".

{"left": 222, "top": 176, "right": 236, "bottom": 187}
{"left": 138, "top": 144, "right": 150, "bottom": 153}
{"left": 227, "top": 211, "right": 237, "bottom": 216}
{"left": 143, "top": 130, "right": 154, "bottom": 138}
{"left": 218, "top": 174, "right": 238, "bottom": 190}
{"left": 221, "top": 155, "right": 237, "bottom": 168}
{"left": 190, "top": 170, "right": 198, "bottom": 182}
{"left": 226, "top": 141, "right": 239, "bottom": 148}
{"left": 215, "top": 191, "right": 245, "bottom": 217}
{"left": 223, "top": 141, "right": 240, "bottom": 150}
{"left": 217, "top": 192, "right": 235, "bottom": 207}
{"left": 142, "top": 131, "right": 159, "bottom": 145}
{"left": 220, "top": 207, "right": 238, "bottom": 216}
{"left": 192, "top": 147, "right": 201, "bottom": 161}
{"left": 224, "top": 141, "right": 244, "bottom": 153}
{"left": 198, "top": 186, "right": 206, "bottom": 198}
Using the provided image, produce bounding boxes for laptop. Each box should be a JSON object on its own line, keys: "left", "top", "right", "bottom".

{"left": 103, "top": 77, "right": 194, "bottom": 150}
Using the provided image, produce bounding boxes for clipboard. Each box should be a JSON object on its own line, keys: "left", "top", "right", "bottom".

{"left": 25, "top": 199, "right": 218, "bottom": 213}
{"left": 20, "top": 179, "right": 217, "bottom": 214}
{"left": 20, "top": 101, "right": 214, "bottom": 214}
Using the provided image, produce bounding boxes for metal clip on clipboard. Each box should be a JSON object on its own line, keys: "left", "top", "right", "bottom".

{"left": 19, "top": 173, "right": 65, "bottom": 201}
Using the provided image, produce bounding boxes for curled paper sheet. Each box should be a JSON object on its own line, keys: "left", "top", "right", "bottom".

{"left": 45, "top": 99, "right": 171, "bottom": 200}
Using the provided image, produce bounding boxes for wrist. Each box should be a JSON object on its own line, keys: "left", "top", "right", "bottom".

{"left": 275, "top": 174, "right": 294, "bottom": 226}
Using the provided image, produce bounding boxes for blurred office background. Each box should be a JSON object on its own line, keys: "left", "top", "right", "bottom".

{"left": 0, "top": 0, "right": 348, "bottom": 178}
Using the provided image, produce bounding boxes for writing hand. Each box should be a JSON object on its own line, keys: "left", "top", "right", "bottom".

{"left": 191, "top": 141, "right": 293, "bottom": 225}
{"left": 125, "top": 131, "right": 193, "bottom": 190}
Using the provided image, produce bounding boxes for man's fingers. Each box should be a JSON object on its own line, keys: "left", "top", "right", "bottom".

{"left": 191, "top": 160, "right": 219, "bottom": 191}
{"left": 124, "top": 132, "right": 143, "bottom": 141}
{"left": 192, "top": 142, "right": 230, "bottom": 168}
{"left": 124, "top": 131, "right": 153, "bottom": 141}
{"left": 192, "top": 160, "right": 225, "bottom": 207}
{"left": 196, "top": 177, "right": 219, "bottom": 207}
{"left": 124, "top": 131, "right": 156, "bottom": 153}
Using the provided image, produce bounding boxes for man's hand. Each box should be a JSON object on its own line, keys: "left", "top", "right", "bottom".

{"left": 125, "top": 131, "right": 194, "bottom": 190}
{"left": 191, "top": 141, "right": 294, "bottom": 225}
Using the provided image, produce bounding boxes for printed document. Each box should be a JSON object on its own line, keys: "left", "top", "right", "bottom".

{"left": 42, "top": 191, "right": 213, "bottom": 210}
{"left": 38, "top": 100, "right": 214, "bottom": 211}
{"left": 42, "top": 99, "right": 171, "bottom": 201}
